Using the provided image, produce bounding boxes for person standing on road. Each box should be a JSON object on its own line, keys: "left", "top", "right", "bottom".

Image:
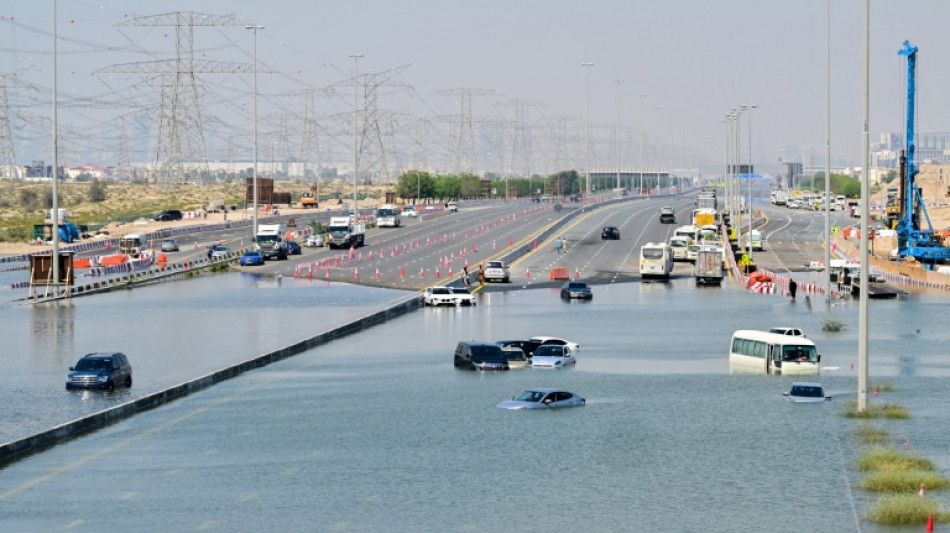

{"left": 555, "top": 237, "right": 563, "bottom": 254}
{"left": 463, "top": 265, "right": 471, "bottom": 287}
{"left": 477, "top": 263, "right": 485, "bottom": 285}
{"left": 789, "top": 278, "right": 798, "bottom": 300}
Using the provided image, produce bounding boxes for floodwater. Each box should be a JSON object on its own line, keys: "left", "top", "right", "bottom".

{"left": 1, "top": 272, "right": 950, "bottom": 532}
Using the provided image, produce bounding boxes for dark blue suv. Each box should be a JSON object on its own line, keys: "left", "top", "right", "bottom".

{"left": 66, "top": 352, "right": 133, "bottom": 391}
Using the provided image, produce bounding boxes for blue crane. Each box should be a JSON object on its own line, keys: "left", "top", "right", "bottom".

{"left": 896, "top": 40, "right": 950, "bottom": 265}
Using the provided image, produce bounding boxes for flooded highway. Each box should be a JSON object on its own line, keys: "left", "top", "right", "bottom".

{"left": 1, "top": 269, "right": 949, "bottom": 531}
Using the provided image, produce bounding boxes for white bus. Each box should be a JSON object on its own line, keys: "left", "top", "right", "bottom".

{"left": 729, "top": 330, "right": 821, "bottom": 375}
{"left": 673, "top": 225, "right": 699, "bottom": 243}
{"left": 639, "top": 242, "right": 672, "bottom": 279}
{"left": 376, "top": 204, "right": 402, "bottom": 227}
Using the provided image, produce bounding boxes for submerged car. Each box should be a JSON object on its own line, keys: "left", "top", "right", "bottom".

{"left": 560, "top": 281, "right": 593, "bottom": 300}
{"left": 496, "top": 388, "right": 586, "bottom": 410}
{"left": 66, "top": 352, "right": 132, "bottom": 391}
{"left": 453, "top": 341, "right": 509, "bottom": 371}
{"left": 601, "top": 226, "right": 621, "bottom": 240}
{"left": 769, "top": 327, "right": 806, "bottom": 337}
{"left": 529, "top": 345, "right": 576, "bottom": 368}
{"left": 501, "top": 347, "right": 529, "bottom": 369}
{"left": 529, "top": 336, "right": 580, "bottom": 353}
{"left": 496, "top": 339, "right": 542, "bottom": 358}
{"left": 450, "top": 287, "right": 477, "bottom": 306}
{"left": 784, "top": 382, "right": 830, "bottom": 403}
{"left": 424, "top": 286, "right": 457, "bottom": 306}
{"left": 239, "top": 249, "right": 265, "bottom": 266}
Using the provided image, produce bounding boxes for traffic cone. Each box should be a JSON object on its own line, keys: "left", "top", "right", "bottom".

{"left": 369, "top": 251, "right": 374, "bottom": 260}
{"left": 419, "top": 267, "right": 425, "bottom": 278}
{"left": 452, "top": 233, "right": 456, "bottom": 240}
{"left": 926, "top": 514, "right": 934, "bottom": 532}
{"left": 492, "top": 241, "right": 496, "bottom": 251}
{"left": 465, "top": 230, "right": 469, "bottom": 238}
{"left": 472, "top": 244, "right": 477, "bottom": 253}
{"left": 358, "top": 253, "right": 362, "bottom": 262}
{"left": 400, "top": 266, "right": 405, "bottom": 279}
{"left": 435, "top": 268, "right": 441, "bottom": 278}
{"left": 574, "top": 267, "right": 580, "bottom": 278}
{"left": 354, "top": 268, "right": 359, "bottom": 280}
{"left": 533, "top": 240, "right": 537, "bottom": 250}
{"left": 509, "top": 238, "right": 513, "bottom": 248}
{"left": 325, "top": 268, "right": 330, "bottom": 279}
{"left": 307, "top": 268, "right": 312, "bottom": 279}
{"left": 375, "top": 268, "right": 380, "bottom": 279}
{"left": 526, "top": 267, "right": 530, "bottom": 278}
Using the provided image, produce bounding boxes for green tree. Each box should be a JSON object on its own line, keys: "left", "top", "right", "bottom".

{"left": 395, "top": 170, "right": 434, "bottom": 201}
{"left": 842, "top": 180, "right": 861, "bottom": 198}
{"left": 88, "top": 178, "right": 108, "bottom": 202}
{"left": 459, "top": 173, "right": 482, "bottom": 199}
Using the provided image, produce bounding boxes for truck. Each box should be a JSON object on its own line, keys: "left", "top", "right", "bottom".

{"left": 256, "top": 224, "right": 288, "bottom": 260}
{"left": 326, "top": 216, "right": 366, "bottom": 249}
{"left": 376, "top": 204, "right": 402, "bottom": 227}
{"left": 694, "top": 247, "right": 724, "bottom": 285}
{"left": 34, "top": 208, "right": 80, "bottom": 243}
{"left": 119, "top": 232, "right": 147, "bottom": 258}
{"left": 771, "top": 189, "right": 788, "bottom": 206}
{"left": 692, "top": 208, "right": 716, "bottom": 227}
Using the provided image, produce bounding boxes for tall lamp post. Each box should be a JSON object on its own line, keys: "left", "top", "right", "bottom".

{"left": 582, "top": 62, "right": 594, "bottom": 197}
{"left": 245, "top": 24, "right": 264, "bottom": 239}
{"left": 654, "top": 106, "right": 664, "bottom": 192}
{"left": 350, "top": 53, "right": 363, "bottom": 217}
{"left": 743, "top": 104, "right": 758, "bottom": 260}
{"left": 824, "top": 0, "right": 833, "bottom": 303}
{"left": 615, "top": 79, "right": 625, "bottom": 191}
{"left": 636, "top": 94, "right": 647, "bottom": 195}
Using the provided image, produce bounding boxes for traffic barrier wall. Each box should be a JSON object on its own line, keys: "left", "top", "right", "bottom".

{"left": 0, "top": 294, "right": 423, "bottom": 465}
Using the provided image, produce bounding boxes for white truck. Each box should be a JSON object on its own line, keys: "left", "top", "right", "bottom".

{"left": 694, "top": 247, "right": 724, "bottom": 285}
{"left": 256, "top": 224, "right": 288, "bottom": 260}
{"left": 327, "top": 216, "right": 366, "bottom": 249}
{"left": 771, "top": 189, "right": 788, "bottom": 206}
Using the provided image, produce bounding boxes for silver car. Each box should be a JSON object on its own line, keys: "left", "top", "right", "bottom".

{"left": 160, "top": 238, "right": 179, "bottom": 252}
{"left": 529, "top": 344, "right": 576, "bottom": 368}
{"left": 496, "top": 388, "right": 585, "bottom": 410}
{"left": 784, "top": 382, "right": 831, "bottom": 403}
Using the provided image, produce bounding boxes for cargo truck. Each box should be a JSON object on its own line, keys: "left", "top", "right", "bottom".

{"left": 327, "top": 216, "right": 366, "bottom": 249}
{"left": 256, "top": 224, "right": 288, "bottom": 260}
{"left": 694, "top": 247, "right": 724, "bottom": 285}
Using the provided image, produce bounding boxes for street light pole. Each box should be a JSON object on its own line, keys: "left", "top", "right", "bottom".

{"left": 654, "top": 106, "right": 663, "bottom": 192}
{"left": 245, "top": 25, "right": 264, "bottom": 239}
{"left": 636, "top": 94, "right": 647, "bottom": 195}
{"left": 350, "top": 53, "right": 363, "bottom": 217}
{"left": 824, "top": 0, "right": 833, "bottom": 303}
{"left": 744, "top": 104, "right": 758, "bottom": 260}
{"left": 858, "top": 0, "right": 870, "bottom": 413}
{"left": 615, "top": 80, "right": 624, "bottom": 191}
{"left": 582, "top": 62, "right": 594, "bottom": 197}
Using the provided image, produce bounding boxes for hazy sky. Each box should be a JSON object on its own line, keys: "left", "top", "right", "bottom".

{"left": 6, "top": 0, "right": 950, "bottom": 174}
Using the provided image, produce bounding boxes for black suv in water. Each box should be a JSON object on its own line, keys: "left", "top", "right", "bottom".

{"left": 154, "top": 209, "right": 183, "bottom": 221}
{"left": 66, "top": 352, "right": 133, "bottom": 391}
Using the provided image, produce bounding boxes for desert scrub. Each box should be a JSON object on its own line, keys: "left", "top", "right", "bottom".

{"left": 865, "top": 494, "right": 948, "bottom": 526}
{"left": 844, "top": 401, "right": 909, "bottom": 419}
{"left": 854, "top": 423, "right": 891, "bottom": 445}
{"left": 821, "top": 316, "right": 845, "bottom": 332}
{"left": 857, "top": 447, "right": 935, "bottom": 473}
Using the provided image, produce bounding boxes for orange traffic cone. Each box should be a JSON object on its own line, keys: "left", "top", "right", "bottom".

{"left": 926, "top": 513, "right": 934, "bottom": 532}
{"left": 354, "top": 268, "right": 359, "bottom": 280}
{"left": 375, "top": 268, "right": 380, "bottom": 279}
{"left": 526, "top": 267, "right": 530, "bottom": 278}
{"left": 400, "top": 266, "right": 405, "bottom": 279}
{"left": 435, "top": 268, "right": 441, "bottom": 278}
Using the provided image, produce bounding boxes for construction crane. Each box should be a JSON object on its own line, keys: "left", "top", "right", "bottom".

{"left": 895, "top": 40, "right": 950, "bottom": 266}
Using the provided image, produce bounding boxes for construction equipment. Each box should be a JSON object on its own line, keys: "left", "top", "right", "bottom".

{"left": 895, "top": 41, "right": 950, "bottom": 265}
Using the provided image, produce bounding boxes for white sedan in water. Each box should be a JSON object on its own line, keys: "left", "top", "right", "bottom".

{"left": 496, "top": 388, "right": 586, "bottom": 410}
{"left": 528, "top": 336, "right": 580, "bottom": 353}
{"left": 529, "top": 345, "right": 576, "bottom": 368}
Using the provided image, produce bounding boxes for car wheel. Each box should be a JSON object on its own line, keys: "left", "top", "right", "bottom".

{"left": 126, "top": 376, "right": 132, "bottom": 388}
{"left": 107, "top": 380, "right": 115, "bottom": 392}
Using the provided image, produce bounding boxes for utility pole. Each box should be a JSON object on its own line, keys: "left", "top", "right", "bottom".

{"left": 350, "top": 53, "right": 363, "bottom": 217}
{"left": 246, "top": 24, "right": 263, "bottom": 239}
{"left": 824, "top": 0, "right": 833, "bottom": 303}
{"left": 615, "top": 80, "right": 624, "bottom": 191}
{"left": 582, "top": 62, "right": 594, "bottom": 197}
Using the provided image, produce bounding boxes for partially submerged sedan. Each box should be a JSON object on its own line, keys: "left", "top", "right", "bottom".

{"left": 496, "top": 388, "right": 586, "bottom": 410}
{"left": 784, "top": 382, "right": 831, "bottom": 403}
{"left": 423, "top": 286, "right": 456, "bottom": 306}
{"left": 529, "top": 344, "right": 576, "bottom": 368}
{"left": 450, "top": 287, "right": 477, "bottom": 306}
{"left": 560, "top": 281, "right": 592, "bottom": 300}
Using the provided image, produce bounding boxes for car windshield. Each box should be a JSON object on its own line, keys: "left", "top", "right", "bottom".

{"left": 487, "top": 262, "right": 503, "bottom": 269}
{"left": 74, "top": 358, "right": 111, "bottom": 372}
{"left": 790, "top": 385, "right": 823, "bottom": 397}
{"left": 504, "top": 350, "right": 526, "bottom": 361}
{"left": 431, "top": 288, "right": 451, "bottom": 295}
{"left": 515, "top": 390, "right": 545, "bottom": 403}
{"left": 471, "top": 346, "right": 505, "bottom": 362}
{"left": 377, "top": 209, "right": 397, "bottom": 216}
{"left": 782, "top": 345, "right": 818, "bottom": 362}
{"left": 533, "top": 345, "right": 564, "bottom": 358}
{"left": 451, "top": 288, "right": 471, "bottom": 295}
{"left": 568, "top": 282, "right": 587, "bottom": 290}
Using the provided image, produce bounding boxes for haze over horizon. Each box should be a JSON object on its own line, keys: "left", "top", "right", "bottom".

{"left": 5, "top": 1, "right": 950, "bottom": 177}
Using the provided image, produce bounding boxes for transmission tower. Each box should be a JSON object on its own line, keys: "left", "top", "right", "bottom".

{"left": 98, "top": 11, "right": 250, "bottom": 185}
{"left": 330, "top": 64, "right": 411, "bottom": 184}
{"left": 0, "top": 74, "right": 37, "bottom": 179}
{"left": 499, "top": 99, "right": 542, "bottom": 177}
{"left": 436, "top": 88, "right": 494, "bottom": 174}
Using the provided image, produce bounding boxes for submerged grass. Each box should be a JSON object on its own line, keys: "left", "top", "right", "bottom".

{"left": 821, "top": 316, "right": 845, "bottom": 332}
{"left": 857, "top": 447, "right": 936, "bottom": 473}
{"left": 866, "top": 494, "right": 948, "bottom": 526}
{"left": 853, "top": 423, "right": 891, "bottom": 445}
{"left": 843, "top": 401, "right": 910, "bottom": 419}
{"left": 859, "top": 470, "right": 950, "bottom": 492}
{"left": 871, "top": 381, "right": 897, "bottom": 393}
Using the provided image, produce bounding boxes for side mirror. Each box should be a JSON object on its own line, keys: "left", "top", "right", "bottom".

{"left": 817, "top": 354, "right": 822, "bottom": 363}
{"left": 782, "top": 392, "right": 789, "bottom": 397}
{"left": 68, "top": 366, "right": 74, "bottom": 371}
